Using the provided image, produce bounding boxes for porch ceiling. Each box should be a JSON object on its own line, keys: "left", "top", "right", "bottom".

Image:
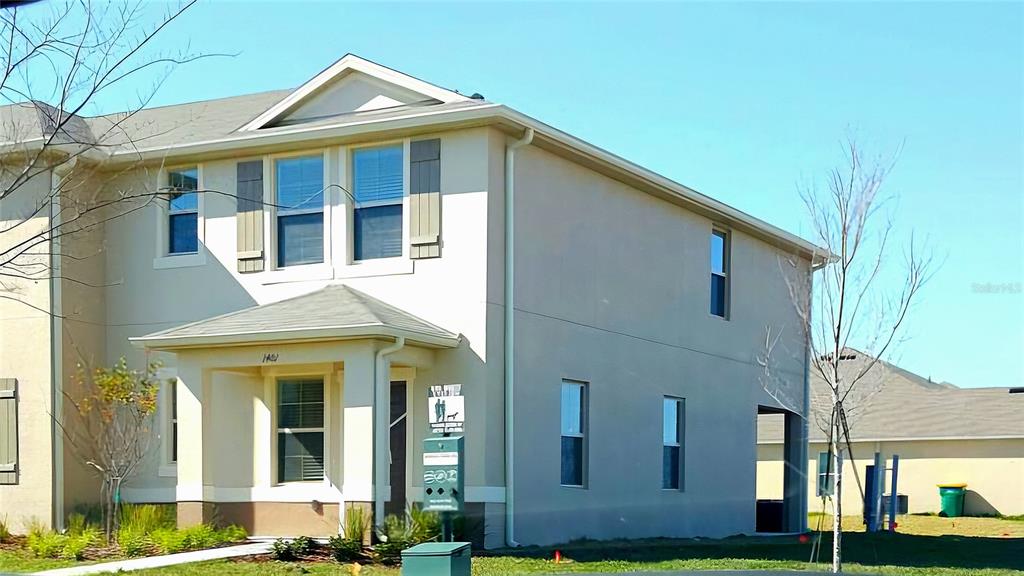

{"left": 130, "top": 284, "right": 460, "bottom": 350}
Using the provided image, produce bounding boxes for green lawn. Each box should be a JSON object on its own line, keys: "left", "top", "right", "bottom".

{"left": 0, "top": 548, "right": 77, "bottom": 573}
{"left": 3, "top": 515, "right": 1022, "bottom": 575}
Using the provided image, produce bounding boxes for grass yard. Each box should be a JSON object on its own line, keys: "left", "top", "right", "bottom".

{"left": 3, "top": 515, "right": 1021, "bottom": 575}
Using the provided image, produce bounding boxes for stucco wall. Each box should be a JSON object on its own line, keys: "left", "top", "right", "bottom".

{"left": 509, "top": 143, "right": 809, "bottom": 545}
{"left": 0, "top": 171, "right": 55, "bottom": 532}
{"left": 100, "top": 127, "right": 505, "bottom": 506}
{"left": 758, "top": 438, "right": 1024, "bottom": 516}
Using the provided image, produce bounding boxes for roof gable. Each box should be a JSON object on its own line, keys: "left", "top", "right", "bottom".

{"left": 240, "top": 54, "right": 470, "bottom": 131}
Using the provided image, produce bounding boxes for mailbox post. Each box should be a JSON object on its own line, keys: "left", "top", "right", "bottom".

{"left": 422, "top": 435, "right": 464, "bottom": 541}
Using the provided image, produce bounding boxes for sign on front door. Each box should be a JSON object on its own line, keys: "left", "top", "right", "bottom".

{"left": 428, "top": 384, "right": 464, "bottom": 434}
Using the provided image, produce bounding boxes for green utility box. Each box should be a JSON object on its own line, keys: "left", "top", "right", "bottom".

{"left": 401, "top": 541, "right": 471, "bottom": 576}
{"left": 422, "top": 435, "right": 464, "bottom": 513}
{"left": 938, "top": 483, "right": 967, "bottom": 517}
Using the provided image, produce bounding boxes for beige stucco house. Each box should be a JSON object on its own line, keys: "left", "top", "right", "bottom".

{"left": 758, "top": 355, "right": 1024, "bottom": 518}
{"left": 0, "top": 55, "right": 824, "bottom": 547}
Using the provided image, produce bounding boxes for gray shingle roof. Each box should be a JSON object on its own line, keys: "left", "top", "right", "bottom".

{"left": 758, "top": 354, "right": 1024, "bottom": 443}
{"left": 132, "top": 284, "right": 459, "bottom": 349}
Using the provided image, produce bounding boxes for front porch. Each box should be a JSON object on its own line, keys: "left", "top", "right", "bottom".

{"left": 131, "top": 285, "right": 461, "bottom": 537}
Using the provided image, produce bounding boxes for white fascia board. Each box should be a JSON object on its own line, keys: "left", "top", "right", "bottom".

{"left": 129, "top": 324, "right": 459, "bottom": 351}
{"left": 239, "top": 54, "right": 471, "bottom": 132}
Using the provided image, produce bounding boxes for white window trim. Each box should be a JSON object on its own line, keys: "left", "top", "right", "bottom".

{"left": 560, "top": 379, "right": 588, "bottom": 489}
{"left": 270, "top": 371, "right": 332, "bottom": 487}
{"left": 263, "top": 149, "right": 333, "bottom": 279}
{"left": 335, "top": 139, "right": 413, "bottom": 277}
{"left": 153, "top": 165, "right": 207, "bottom": 270}
{"left": 710, "top": 226, "right": 730, "bottom": 320}
{"left": 157, "top": 367, "right": 178, "bottom": 477}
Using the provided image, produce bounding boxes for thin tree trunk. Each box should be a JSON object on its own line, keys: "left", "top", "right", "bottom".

{"left": 832, "top": 399, "right": 843, "bottom": 573}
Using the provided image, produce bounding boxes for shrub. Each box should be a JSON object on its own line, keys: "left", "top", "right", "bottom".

{"left": 119, "top": 504, "right": 175, "bottom": 536}
{"left": 328, "top": 534, "right": 363, "bottom": 562}
{"left": 26, "top": 521, "right": 68, "bottom": 559}
{"left": 61, "top": 528, "right": 100, "bottom": 560}
{"left": 149, "top": 527, "right": 189, "bottom": 554}
{"left": 0, "top": 515, "right": 10, "bottom": 542}
{"left": 66, "top": 513, "right": 90, "bottom": 536}
{"left": 343, "top": 506, "right": 369, "bottom": 543}
{"left": 373, "top": 514, "right": 413, "bottom": 565}
{"left": 270, "top": 536, "right": 316, "bottom": 561}
{"left": 407, "top": 504, "right": 440, "bottom": 543}
{"left": 117, "top": 526, "right": 151, "bottom": 557}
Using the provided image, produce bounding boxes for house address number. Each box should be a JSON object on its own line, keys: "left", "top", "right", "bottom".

{"left": 261, "top": 353, "right": 279, "bottom": 363}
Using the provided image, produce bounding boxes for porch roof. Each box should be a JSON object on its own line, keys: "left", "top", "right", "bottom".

{"left": 131, "top": 284, "right": 460, "bottom": 350}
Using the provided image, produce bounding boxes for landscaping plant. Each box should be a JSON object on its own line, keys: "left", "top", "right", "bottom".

{"left": 330, "top": 506, "right": 369, "bottom": 562}
{"left": 270, "top": 536, "right": 316, "bottom": 561}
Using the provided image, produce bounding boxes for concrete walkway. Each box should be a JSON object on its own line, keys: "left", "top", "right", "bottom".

{"left": 32, "top": 541, "right": 272, "bottom": 576}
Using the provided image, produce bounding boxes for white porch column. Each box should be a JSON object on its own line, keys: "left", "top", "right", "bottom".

{"left": 176, "top": 362, "right": 211, "bottom": 526}
{"left": 341, "top": 345, "right": 375, "bottom": 510}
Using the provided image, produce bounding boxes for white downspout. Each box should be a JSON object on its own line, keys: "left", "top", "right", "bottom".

{"left": 504, "top": 127, "right": 533, "bottom": 547}
{"left": 373, "top": 336, "right": 405, "bottom": 527}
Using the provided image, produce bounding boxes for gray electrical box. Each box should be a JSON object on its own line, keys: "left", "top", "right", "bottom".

{"left": 422, "top": 435, "right": 464, "bottom": 513}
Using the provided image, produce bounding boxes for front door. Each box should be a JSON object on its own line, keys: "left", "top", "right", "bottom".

{"left": 386, "top": 381, "right": 407, "bottom": 517}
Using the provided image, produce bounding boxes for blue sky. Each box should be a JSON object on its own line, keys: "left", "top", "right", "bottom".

{"left": 63, "top": 2, "right": 1024, "bottom": 388}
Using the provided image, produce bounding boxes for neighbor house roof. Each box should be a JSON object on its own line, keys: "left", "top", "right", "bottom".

{"left": 758, "top": 354, "right": 1024, "bottom": 443}
{"left": 0, "top": 53, "right": 827, "bottom": 262}
{"left": 130, "top": 284, "right": 460, "bottom": 350}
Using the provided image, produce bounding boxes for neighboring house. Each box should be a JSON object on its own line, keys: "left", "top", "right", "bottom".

{"left": 757, "top": 355, "right": 1024, "bottom": 517}
{"left": 0, "top": 54, "right": 824, "bottom": 547}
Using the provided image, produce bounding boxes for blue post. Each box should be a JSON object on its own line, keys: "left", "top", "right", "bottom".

{"left": 888, "top": 455, "right": 899, "bottom": 532}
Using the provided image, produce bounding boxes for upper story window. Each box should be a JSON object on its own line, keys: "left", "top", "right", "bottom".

{"left": 352, "top": 145, "right": 403, "bottom": 261}
{"left": 710, "top": 229, "right": 730, "bottom": 318}
{"left": 560, "top": 379, "right": 587, "bottom": 487}
{"left": 167, "top": 168, "right": 198, "bottom": 254}
{"left": 276, "top": 155, "right": 325, "bottom": 267}
{"left": 662, "top": 397, "right": 684, "bottom": 490}
{"left": 277, "top": 378, "right": 325, "bottom": 483}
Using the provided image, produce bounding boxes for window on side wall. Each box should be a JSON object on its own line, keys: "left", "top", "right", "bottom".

{"left": 276, "top": 155, "right": 325, "bottom": 267}
{"left": 663, "top": 397, "right": 684, "bottom": 490}
{"left": 352, "top": 145, "right": 403, "bottom": 261}
{"left": 710, "top": 229, "right": 730, "bottom": 318}
{"left": 560, "top": 380, "right": 587, "bottom": 487}
{"left": 170, "top": 384, "right": 178, "bottom": 463}
{"left": 817, "top": 451, "right": 835, "bottom": 496}
{"left": 277, "top": 379, "right": 325, "bottom": 483}
{"left": 167, "top": 168, "right": 198, "bottom": 254}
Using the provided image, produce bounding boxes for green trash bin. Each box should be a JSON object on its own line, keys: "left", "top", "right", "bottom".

{"left": 937, "top": 483, "right": 967, "bottom": 517}
{"left": 401, "top": 542, "right": 471, "bottom": 576}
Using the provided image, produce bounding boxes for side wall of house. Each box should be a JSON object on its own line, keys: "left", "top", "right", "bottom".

{"left": 0, "top": 171, "right": 55, "bottom": 532}
{"left": 509, "top": 142, "right": 810, "bottom": 545}
{"left": 758, "top": 438, "right": 1024, "bottom": 516}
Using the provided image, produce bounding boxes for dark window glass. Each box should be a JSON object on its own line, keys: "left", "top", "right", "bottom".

{"left": 167, "top": 168, "right": 198, "bottom": 255}
{"left": 560, "top": 381, "right": 586, "bottom": 486}
{"left": 663, "top": 445, "right": 680, "bottom": 489}
{"left": 278, "top": 431, "right": 325, "bottom": 483}
{"left": 277, "top": 379, "right": 325, "bottom": 483}
{"left": 169, "top": 213, "right": 198, "bottom": 254}
{"left": 710, "top": 230, "right": 729, "bottom": 317}
{"left": 353, "top": 146, "right": 403, "bottom": 261}
{"left": 170, "top": 385, "right": 178, "bottom": 463}
{"left": 354, "top": 204, "right": 402, "bottom": 260}
{"left": 711, "top": 274, "right": 727, "bottom": 317}
{"left": 560, "top": 436, "right": 584, "bottom": 487}
{"left": 276, "top": 156, "right": 324, "bottom": 267}
{"left": 817, "top": 452, "right": 834, "bottom": 496}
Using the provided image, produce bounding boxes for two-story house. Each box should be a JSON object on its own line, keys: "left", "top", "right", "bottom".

{"left": 0, "top": 55, "right": 822, "bottom": 548}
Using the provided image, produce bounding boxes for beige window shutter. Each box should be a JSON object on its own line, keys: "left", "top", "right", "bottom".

{"left": 409, "top": 139, "right": 441, "bottom": 259}
{"left": 236, "top": 160, "right": 265, "bottom": 273}
{"left": 0, "top": 378, "right": 17, "bottom": 485}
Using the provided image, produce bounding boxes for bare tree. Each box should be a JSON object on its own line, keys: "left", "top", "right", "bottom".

{"left": 762, "top": 140, "right": 933, "bottom": 573}
{"left": 0, "top": 0, "right": 204, "bottom": 310}
{"left": 59, "top": 357, "right": 163, "bottom": 542}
